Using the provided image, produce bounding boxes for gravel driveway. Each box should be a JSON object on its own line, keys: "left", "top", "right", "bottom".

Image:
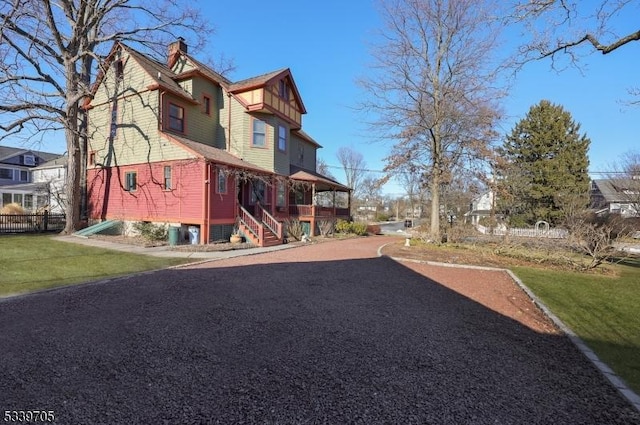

{"left": 1, "top": 237, "right": 639, "bottom": 424}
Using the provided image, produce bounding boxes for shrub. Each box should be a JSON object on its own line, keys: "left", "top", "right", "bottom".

{"left": 375, "top": 213, "right": 392, "bottom": 222}
{"left": 351, "top": 222, "right": 368, "bottom": 236}
{"left": 335, "top": 219, "right": 352, "bottom": 234}
{"left": 317, "top": 219, "right": 335, "bottom": 237}
{"left": 133, "top": 221, "right": 167, "bottom": 241}
{"left": 0, "top": 203, "right": 25, "bottom": 215}
{"left": 285, "top": 219, "right": 305, "bottom": 241}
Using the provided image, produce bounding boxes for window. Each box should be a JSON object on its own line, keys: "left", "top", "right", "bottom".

{"left": 217, "top": 171, "right": 227, "bottom": 194}
{"left": 276, "top": 181, "right": 286, "bottom": 207}
{"left": 13, "top": 193, "right": 22, "bottom": 206}
{"left": 278, "top": 125, "right": 287, "bottom": 152}
{"left": 0, "top": 168, "right": 12, "bottom": 179}
{"left": 163, "top": 166, "right": 172, "bottom": 190}
{"left": 252, "top": 119, "right": 266, "bottom": 147}
{"left": 22, "top": 154, "right": 35, "bottom": 166}
{"left": 115, "top": 60, "right": 124, "bottom": 80}
{"left": 203, "top": 95, "right": 211, "bottom": 115}
{"left": 250, "top": 180, "right": 265, "bottom": 204}
{"left": 168, "top": 103, "right": 185, "bottom": 133}
{"left": 2, "top": 193, "right": 11, "bottom": 206}
{"left": 125, "top": 171, "right": 137, "bottom": 192}
{"left": 24, "top": 194, "right": 33, "bottom": 210}
{"left": 278, "top": 80, "right": 289, "bottom": 101}
{"left": 89, "top": 152, "right": 96, "bottom": 166}
{"left": 294, "top": 189, "right": 304, "bottom": 205}
{"left": 20, "top": 170, "right": 28, "bottom": 182}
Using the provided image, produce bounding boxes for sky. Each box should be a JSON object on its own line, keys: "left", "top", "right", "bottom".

{"left": 4, "top": 0, "right": 639, "bottom": 197}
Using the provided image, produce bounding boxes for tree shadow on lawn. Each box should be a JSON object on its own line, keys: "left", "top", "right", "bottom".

{"left": 1, "top": 256, "right": 638, "bottom": 425}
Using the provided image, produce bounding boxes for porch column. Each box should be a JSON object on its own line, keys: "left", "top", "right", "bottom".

{"left": 332, "top": 189, "right": 336, "bottom": 216}
{"left": 311, "top": 183, "right": 317, "bottom": 236}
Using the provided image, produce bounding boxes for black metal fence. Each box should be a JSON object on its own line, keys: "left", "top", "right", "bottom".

{"left": 0, "top": 212, "right": 66, "bottom": 234}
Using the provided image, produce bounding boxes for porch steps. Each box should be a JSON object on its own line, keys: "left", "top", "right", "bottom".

{"left": 237, "top": 217, "right": 283, "bottom": 247}
{"left": 73, "top": 220, "right": 122, "bottom": 237}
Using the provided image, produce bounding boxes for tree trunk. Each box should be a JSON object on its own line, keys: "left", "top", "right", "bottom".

{"left": 430, "top": 175, "right": 440, "bottom": 242}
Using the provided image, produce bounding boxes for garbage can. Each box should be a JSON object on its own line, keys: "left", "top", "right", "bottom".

{"left": 188, "top": 226, "right": 200, "bottom": 245}
{"left": 168, "top": 226, "right": 180, "bottom": 246}
{"left": 404, "top": 219, "right": 412, "bottom": 228}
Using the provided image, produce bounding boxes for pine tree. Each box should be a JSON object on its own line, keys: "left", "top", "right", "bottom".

{"left": 497, "top": 100, "right": 591, "bottom": 226}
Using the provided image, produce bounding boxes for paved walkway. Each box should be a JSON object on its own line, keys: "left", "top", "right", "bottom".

{"left": 1, "top": 237, "right": 639, "bottom": 424}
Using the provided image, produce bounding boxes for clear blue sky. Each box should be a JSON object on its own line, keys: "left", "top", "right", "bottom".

{"left": 5, "top": 0, "right": 638, "bottom": 196}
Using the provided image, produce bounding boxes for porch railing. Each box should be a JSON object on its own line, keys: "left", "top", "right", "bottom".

{"left": 257, "top": 204, "right": 283, "bottom": 239}
{"left": 238, "top": 205, "right": 262, "bottom": 240}
{"left": 0, "top": 212, "right": 66, "bottom": 234}
{"left": 288, "top": 205, "right": 350, "bottom": 218}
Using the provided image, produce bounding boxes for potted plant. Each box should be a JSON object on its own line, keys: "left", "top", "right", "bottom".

{"left": 230, "top": 226, "right": 242, "bottom": 244}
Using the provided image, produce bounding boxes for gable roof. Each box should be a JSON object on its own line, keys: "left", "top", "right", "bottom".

{"left": 0, "top": 146, "right": 61, "bottom": 164}
{"left": 229, "top": 68, "right": 307, "bottom": 114}
{"left": 593, "top": 178, "right": 640, "bottom": 203}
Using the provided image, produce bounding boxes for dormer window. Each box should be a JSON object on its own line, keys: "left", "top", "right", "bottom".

{"left": 22, "top": 154, "right": 35, "bottom": 166}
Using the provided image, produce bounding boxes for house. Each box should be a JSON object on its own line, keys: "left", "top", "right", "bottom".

{"left": 31, "top": 155, "right": 68, "bottom": 214}
{"left": 590, "top": 178, "right": 639, "bottom": 217}
{"left": 0, "top": 146, "right": 63, "bottom": 211}
{"left": 465, "top": 190, "right": 496, "bottom": 225}
{"left": 85, "top": 39, "right": 350, "bottom": 246}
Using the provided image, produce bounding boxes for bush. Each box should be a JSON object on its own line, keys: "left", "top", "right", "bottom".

{"left": 375, "top": 213, "right": 392, "bottom": 222}
{"left": 285, "top": 219, "right": 305, "bottom": 241}
{"left": 335, "top": 219, "right": 368, "bottom": 236}
{"left": 317, "top": 219, "right": 335, "bottom": 237}
{"left": 133, "top": 221, "right": 167, "bottom": 241}
{"left": 0, "top": 203, "right": 25, "bottom": 215}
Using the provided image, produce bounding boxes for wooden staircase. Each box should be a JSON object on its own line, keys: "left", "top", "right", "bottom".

{"left": 237, "top": 205, "right": 284, "bottom": 247}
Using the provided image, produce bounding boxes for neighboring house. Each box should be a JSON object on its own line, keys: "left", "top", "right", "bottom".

{"left": 31, "top": 155, "right": 68, "bottom": 214}
{"left": 590, "top": 178, "right": 640, "bottom": 217}
{"left": 0, "top": 146, "right": 63, "bottom": 211}
{"left": 85, "top": 39, "right": 350, "bottom": 245}
{"left": 465, "top": 190, "right": 496, "bottom": 225}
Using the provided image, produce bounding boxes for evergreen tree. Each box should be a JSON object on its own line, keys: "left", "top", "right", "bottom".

{"left": 497, "top": 100, "right": 590, "bottom": 226}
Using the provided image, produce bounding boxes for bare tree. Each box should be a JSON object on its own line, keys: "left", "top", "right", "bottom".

{"left": 512, "top": 1, "right": 640, "bottom": 64}
{"left": 0, "top": 0, "right": 211, "bottom": 233}
{"left": 336, "top": 146, "right": 366, "bottom": 197}
{"left": 360, "top": 0, "right": 503, "bottom": 242}
{"left": 316, "top": 157, "right": 334, "bottom": 179}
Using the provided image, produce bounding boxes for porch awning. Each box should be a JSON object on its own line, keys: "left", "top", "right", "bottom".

{"left": 289, "top": 165, "right": 350, "bottom": 192}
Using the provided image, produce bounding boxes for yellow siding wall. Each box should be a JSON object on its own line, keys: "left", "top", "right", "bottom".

{"left": 88, "top": 49, "right": 193, "bottom": 168}
{"left": 238, "top": 112, "right": 275, "bottom": 172}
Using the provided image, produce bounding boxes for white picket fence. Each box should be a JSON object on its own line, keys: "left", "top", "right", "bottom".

{"left": 476, "top": 224, "right": 568, "bottom": 239}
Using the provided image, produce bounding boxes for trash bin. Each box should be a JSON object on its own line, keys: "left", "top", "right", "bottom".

{"left": 404, "top": 219, "right": 412, "bottom": 228}
{"left": 188, "top": 226, "right": 200, "bottom": 245}
{"left": 168, "top": 226, "right": 180, "bottom": 246}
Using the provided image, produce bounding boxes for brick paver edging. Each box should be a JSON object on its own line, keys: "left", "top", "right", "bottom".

{"left": 376, "top": 242, "right": 640, "bottom": 413}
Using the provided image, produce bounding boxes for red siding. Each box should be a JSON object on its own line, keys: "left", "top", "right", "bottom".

{"left": 87, "top": 159, "right": 205, "bottom": 222}
{"left": 209, "top": 165, "right": 236, "bottom": 220}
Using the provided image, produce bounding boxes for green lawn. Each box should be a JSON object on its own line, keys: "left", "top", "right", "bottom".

{"left": 0, "top": 234, "right": 190, "bottom": 297}
{"left": 513, "top": 260, "right": 640, "bottom": 394}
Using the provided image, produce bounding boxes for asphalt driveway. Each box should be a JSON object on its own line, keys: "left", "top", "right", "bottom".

{"left": 1, "top": 237, "right": 639, "bottom": 424}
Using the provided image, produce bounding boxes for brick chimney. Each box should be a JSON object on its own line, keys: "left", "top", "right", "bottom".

{"left": 167, "top": 37, "right": 187, "bottom": 66}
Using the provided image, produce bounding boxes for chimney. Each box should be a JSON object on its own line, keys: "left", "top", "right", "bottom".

{"left": 167, "top": 37, "right": 187, "bottom": 66}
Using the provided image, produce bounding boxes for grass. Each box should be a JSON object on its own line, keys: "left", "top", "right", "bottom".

{"left": 0, "top": 234, "right": 190, "bottom": 297}
{"left": 512, "top": 259, "right": 640, "bottom": 394}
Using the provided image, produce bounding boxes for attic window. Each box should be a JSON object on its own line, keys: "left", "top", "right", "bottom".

{"left": 22, "top": 154, "right": 35, "bottom": 166}
{"left": 115, "top": 60, "right": 124, "bottom": 80}
{"left": 278, "top": 80, "right": 289, "bottom": 101}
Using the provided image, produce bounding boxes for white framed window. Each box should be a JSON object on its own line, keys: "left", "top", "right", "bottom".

{"left": 163, "top": 166, "right": 172, "bottom": 190}
{"left": 125, "top": 171, "right": 137, "bottom": 192}
{"left": 252, "top": 119, "right": 266, "bottom": 147}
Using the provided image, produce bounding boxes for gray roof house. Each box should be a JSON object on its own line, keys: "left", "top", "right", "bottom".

{"left": 590, "top": 178, "right": 640, "bottom": 217}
